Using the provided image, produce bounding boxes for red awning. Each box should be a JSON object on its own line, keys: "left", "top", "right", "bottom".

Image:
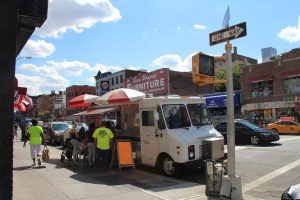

{"left": 247, "top": 75, "right": 273, "bottom": 83}
{"left": 279, "top": 70, "right": 300, "bottom": 79}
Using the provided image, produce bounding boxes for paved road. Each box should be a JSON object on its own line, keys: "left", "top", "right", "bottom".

{"left": 13, "top": 129, "right": 300, "bottom": 200}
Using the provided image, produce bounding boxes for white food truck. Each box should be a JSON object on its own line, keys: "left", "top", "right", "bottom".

{"left": 108, "top": 95, "right": 224, "bottom": 176}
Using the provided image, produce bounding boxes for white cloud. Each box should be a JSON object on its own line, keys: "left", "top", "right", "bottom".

{"left": 193, "top": 24, "right": 206, "bottom": 30}
{"left": 176, "top": 26, "right": 181, "bottom": 30}
{"left": 278, "top": 16, "right": 300, "bottom": 42}
{"left": 35, "top": 0, "right": 121, "bottom": 38}
{"left": 20, "top": 39, "right": 55, "bottom": 58}
{"left": 152, "top": 53, "right": 195, "bottom": 72}
{"left": 47, "top": 60, "right": 91, "bottom": 76}
{"left": 17, "top": 64, "right": 69, "bottom": 95}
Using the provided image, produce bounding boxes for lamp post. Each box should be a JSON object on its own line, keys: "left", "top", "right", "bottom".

{"left": 16, "top": 56, "right": 32, "bottom": 61}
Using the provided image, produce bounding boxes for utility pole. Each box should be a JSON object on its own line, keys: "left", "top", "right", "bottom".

{"left": 0, "top": 1, "right": 17, "bottom": 199}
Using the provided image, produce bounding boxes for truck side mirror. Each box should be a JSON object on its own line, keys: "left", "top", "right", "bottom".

{"left": 154, "top": 112, "right": 159, "bottom": 121}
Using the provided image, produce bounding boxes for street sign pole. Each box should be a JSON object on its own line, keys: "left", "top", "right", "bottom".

{"left": 225, "top": 41, "right": 235, "bottom": 177}
{"left": 220, "top": 41, "right": 242, "bottom": 199}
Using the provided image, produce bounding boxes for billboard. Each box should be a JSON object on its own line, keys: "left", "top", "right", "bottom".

{"left": 125, "top": 68, "right": 169, "bottom": 95}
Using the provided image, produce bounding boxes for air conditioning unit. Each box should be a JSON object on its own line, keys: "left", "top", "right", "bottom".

{"left": 202, "top": 137, "right": 224, "bottom": 160}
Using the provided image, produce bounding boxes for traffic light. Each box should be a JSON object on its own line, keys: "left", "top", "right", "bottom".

{"left": 192, "top": 52, "right": 226, "bottom": 86}
{"left": 192, "top": 52, "right": 215, "bottom": 76}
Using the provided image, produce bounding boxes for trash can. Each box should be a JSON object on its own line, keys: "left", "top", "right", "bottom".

{"left": 204, "top": 159, "right": 224, "bottom": 197}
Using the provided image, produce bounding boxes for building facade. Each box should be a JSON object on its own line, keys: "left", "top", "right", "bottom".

{"left": 240, "top": 48, "right": 300, "bottom": 122}
{"left": 214, "top": 47, "right": 257, "bottom": 72}
{"left": 66, "top": 85, "right": 96, "bottom": 117}
{"left": 125, "top": 68, "right": 214, "bottom": 96}
{"left": 94, "top": 70, "right": 144, "bottom": 96}
{"left": 261, "top": 47, "right": 277, "bottom": 63}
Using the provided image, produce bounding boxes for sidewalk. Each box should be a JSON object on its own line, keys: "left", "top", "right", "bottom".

{"left": 13, "top": 131, "right": 260, "bottom": 200}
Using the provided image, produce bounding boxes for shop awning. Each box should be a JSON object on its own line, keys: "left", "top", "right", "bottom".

{"left": 73, "top": 108, "right": 116, "bottom": 116}
{"left": 279, "top": 70, "right": 300, "bottom": 79}
{"left": 247, "top": 75, "right": 273, "bottom": 83}
{"left": 205, "top": 93, "right": 241, "bottom": 108}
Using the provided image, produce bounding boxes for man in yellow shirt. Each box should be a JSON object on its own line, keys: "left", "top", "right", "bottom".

{"left": 92, "top": 121, "right": 114, "bottom": 169}
{"left": 23, "top": 119, "right": 44, "bottom": 167}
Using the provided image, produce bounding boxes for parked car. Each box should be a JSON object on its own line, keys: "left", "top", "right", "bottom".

{"left": 266, "top": 120, "right": 300, "bottom": 135}
{"left": 282, "top": 184, "right": 300, "bottom": 199}
{"left": 43, "top": 122, "right": 71, "bottom": 145}
{"left": 214, "top": 119, "right": 280, "bottom": 145}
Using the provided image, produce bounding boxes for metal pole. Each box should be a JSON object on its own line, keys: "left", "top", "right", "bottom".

{"left": 225, "top": 41, "right": 235, "bottom": 176}
{"left": 220, "top": 41, "right": 242, "bottom": 199}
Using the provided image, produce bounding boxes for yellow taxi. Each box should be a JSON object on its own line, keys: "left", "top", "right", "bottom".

{"left": 266, "top": 120, "right": 300, "bottom": 135}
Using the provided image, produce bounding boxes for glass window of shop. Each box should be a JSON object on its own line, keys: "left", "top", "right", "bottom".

{"left": 284, "top": 77, "right": 300, "bottom": 94}
{"left": 251, "top": 81, "right": 273, "bottom": 98}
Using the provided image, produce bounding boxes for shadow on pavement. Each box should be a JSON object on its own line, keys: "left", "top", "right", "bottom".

{"left": 46, "top": 156, "right": 206, "bottom": 191}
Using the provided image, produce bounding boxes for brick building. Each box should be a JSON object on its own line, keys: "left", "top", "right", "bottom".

{"left": 66, "top": 85, "right": 96, "bottom": 117}
{"left": 125, "top": 68, "right": 214, "bottom": 96}
{"left": 214, "top": 47, "right": 257, "bottom": 72}
{"left": 240, "top": 48, "right": 300, "bottom": 122}
{"left": 94, "top": 69, "right": 144, "bottom": 96}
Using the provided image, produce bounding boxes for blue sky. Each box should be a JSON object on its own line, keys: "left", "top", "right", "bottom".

{"left": 16, "top": 0, "right": 300, "bottom": 95}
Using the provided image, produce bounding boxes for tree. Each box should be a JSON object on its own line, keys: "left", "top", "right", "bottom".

{"left": 214, "top": 62, "right": 243, "bottom": 92}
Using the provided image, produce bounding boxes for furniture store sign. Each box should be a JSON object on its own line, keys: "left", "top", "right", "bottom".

{"left": 125, "top": 68, "right": 169, "bottom": 95}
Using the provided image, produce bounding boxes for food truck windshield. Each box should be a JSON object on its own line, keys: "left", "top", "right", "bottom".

{"left": 162, "top": 103, "right": 212, "bottom": 129}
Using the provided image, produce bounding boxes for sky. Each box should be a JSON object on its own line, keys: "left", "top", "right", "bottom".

{"left": 16, "top": 0, "right": 300, "bottom": 96}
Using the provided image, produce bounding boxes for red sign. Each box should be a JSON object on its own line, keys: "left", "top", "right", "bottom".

{"left": 125, "top": 68, "right": 169, "bottom": 95}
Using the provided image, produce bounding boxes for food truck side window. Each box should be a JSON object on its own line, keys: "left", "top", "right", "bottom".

{"left": 142, "top": 111, "right": 154, "bottom": 126}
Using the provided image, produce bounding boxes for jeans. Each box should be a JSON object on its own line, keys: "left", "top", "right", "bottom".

{"left": 70, "top": 139, "right": 79, "bottom": 160}
{"left": 95, "top": 148, "right": 112, "bottom": 169}
{"left": 87, "top": 142, "right": 96, "bottom": 167}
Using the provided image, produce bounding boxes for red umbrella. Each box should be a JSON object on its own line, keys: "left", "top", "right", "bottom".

{"left": 68, "top": 94, "right": 99, "bottom": 108}
{"left": 95, "top": 88, "right": 145, "bottom": 105}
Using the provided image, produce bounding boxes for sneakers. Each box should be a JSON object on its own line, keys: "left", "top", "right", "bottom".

{"left": 32, "top": 162, "right": 36, "bottom": 167}
{"left": 37, "top": 159, "right": 41, "bottom": 166}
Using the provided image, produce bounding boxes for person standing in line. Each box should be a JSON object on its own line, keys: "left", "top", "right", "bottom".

{"left": 69, "top": 122, "right": 80, "bottom": 162}
{"left": 85, "top": 122, "right": 96, "bottom": 168}
{"left": 93, "top": 121, "right": 114, "bottom": 169}
{"left": 23, "top": 119, "right": 44, "bottom": 167}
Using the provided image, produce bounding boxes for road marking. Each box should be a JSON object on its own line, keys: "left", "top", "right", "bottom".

{"left": 278, "top": 136, "right": 300, "bottom": 142}
{"left": 243, "top": 158, "right": 300, "bottom": 192}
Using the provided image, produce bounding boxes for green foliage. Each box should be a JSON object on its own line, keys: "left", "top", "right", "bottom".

{"left": 214, "top": 63, "right": 241, "bottom": 92}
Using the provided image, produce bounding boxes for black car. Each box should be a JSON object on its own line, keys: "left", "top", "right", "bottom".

{"left": 282, "top": 184, "right": 300, "bottom": 199}
{"left": 214, "top": 119, "right": 280, "bottom": 145}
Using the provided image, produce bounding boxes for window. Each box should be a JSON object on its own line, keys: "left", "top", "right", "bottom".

{"left": 157, "top": 106, "right": 166, "bottom": 129}
{"left": 187, "top": 103, "right": 212, "bottom": 126}
{"left": 142, "top": 111, "right": 154, "bottom": 126}
{"left": 284, "top": 78, "right": 300, "bottom": 94}
{"left": 162, "top": 104, "right": 190, "bottom": 129}
{"left": 111, "top": 78, "right": 114, "bottom": 86}
{"left": 116, "top": 76, "right": 119, "bottom": 84}
{"left": 120, "top": 75, "right": 123, "bottom": 83}
{"left": 251, "top": 80, "right": 273, "bottom": 98}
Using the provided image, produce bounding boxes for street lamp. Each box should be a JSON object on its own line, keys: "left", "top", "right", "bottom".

{"left": 16, "top": 56, "right": 32, "bottom": 61}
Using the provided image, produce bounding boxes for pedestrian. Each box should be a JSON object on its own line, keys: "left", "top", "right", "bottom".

{"left": 23, "top": 119, "right": 44, "bottom": 167}
{"left": 85, "top": 122, "right": 96, "bottom": 168}
{"left": 93, "top": 121, "right": 114, "bottom": 169}
{"left": 14, "top": 123, "right": 18, "bottom": 140}
{"left": 69, "top": 122, "right": 80, "bottom": 162}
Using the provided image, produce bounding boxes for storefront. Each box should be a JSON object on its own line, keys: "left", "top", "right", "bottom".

{"left": 242, "top": 100, "right": 300, "bottom": 125}
{"left": 204, "top": 91, "right": 242, "bottom": 124}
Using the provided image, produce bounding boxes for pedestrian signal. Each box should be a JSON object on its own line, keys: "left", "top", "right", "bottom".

{"left": 192, "top": 52, "right": 226, "bottom": 86}
{"left": 192, "top": 52, "right": 214, "bottom": 76}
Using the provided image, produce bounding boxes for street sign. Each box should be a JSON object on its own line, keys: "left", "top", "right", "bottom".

{"left": 209, "top": 22, "right": 247, "bottom": 46}
{"left": 222, "top": 6, "right": 230, "bottom": 28}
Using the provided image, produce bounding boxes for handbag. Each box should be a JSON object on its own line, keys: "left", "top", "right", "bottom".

{"left": 42, "top": 145, "right": 50, "bottom": 161}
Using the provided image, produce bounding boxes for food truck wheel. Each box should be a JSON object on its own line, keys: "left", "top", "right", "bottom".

{"left": 160, "top": 156, "right": 182, "bottom": 177}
